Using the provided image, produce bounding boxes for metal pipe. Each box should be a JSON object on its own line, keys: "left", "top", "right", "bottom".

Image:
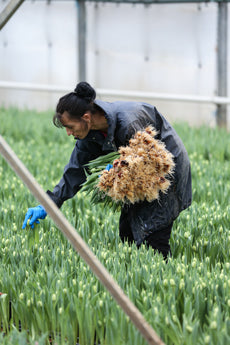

{"left": 217, "top": 2, "right": 228, "bottom": 127}
{"left": 0, "top": 0, "right": 25, "bottom": 30}
{"left": 1, "top": 80, "right": 230, "bottom": 105}
{"left": 77, "top": 0, "right": 87, "bottom": 81}
{"left": 98, "top": 88, "right": 230, "bottom": 105}
{"left": 0, "top": 80, "right": 71, "bottom": 93}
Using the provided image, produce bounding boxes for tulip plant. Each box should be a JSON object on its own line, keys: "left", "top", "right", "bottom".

{"left": 0, "top": 107, "right": 230, "bottom": 345}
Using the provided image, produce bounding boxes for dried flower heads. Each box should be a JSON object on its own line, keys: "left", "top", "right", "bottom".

{"left": 97, "top": 126, "right": 175, "bottom": 204}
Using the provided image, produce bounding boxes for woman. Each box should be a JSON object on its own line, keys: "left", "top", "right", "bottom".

{"left": 22, "top": 81, "right": 192, "bottom": 259}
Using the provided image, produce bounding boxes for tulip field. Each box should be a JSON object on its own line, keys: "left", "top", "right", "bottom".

{"left": 0, "top": 107, "right": 230, "bottom": 345}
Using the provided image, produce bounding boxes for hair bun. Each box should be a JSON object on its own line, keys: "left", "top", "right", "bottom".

{"left": 74, "top": 82, "right": 96, "bottom": 103}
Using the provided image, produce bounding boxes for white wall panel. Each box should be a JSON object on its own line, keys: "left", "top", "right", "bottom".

{"left": 0, "top": 0, "right": 78, "bottom": 109}
{"left": 87, "top": 3, "right": 217, "bottom": 95}
{"left": 0, "top": 0, "right": 229, "bottom": 127}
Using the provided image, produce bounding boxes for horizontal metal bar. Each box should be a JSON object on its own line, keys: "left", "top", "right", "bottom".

{"left": 0, "top": 80, "right": 70, "bottom": 93}
{"left": 0, "top": 80, "right": 230, "bottom": 105}
{"left": 5, "top": 0, "right": 229, "bottom": 1}
{"left": 98, "top": 88, "right": 230, "bottom": 105}
{"left": 1, "top": 0, "right": 229, "bottom": 4}
{"left": 82, "top": 0, "right": 230, "bottom": 3}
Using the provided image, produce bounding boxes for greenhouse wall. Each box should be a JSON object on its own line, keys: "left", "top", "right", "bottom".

{"left": 0, "top": 0, "right": 229, "bottom": 128}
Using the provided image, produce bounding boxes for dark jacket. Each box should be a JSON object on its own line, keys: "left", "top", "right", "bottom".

{"left": 47, "top": 100, "right": 192, "bottom": 245}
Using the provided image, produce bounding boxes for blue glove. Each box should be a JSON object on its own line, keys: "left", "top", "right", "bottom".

{"left": 22, "top": 205, "right": 47, "bottom": 229}
{"left": 99, "top": 164, "right": 113, "bottom": 178}
{"left": 105, "top": 164, "right": 113, "bottom": 171}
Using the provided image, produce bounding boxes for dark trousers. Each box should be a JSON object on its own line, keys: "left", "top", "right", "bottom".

{"left": 119, "top": 216, "right": 173, "bottom": 260}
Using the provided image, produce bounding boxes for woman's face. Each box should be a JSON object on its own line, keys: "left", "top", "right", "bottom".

{"left": 60, "top": 111, "right": 91, "bottom": 140}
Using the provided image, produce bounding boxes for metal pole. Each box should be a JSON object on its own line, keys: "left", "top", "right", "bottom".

{"left": 217, "top": 2, "right": 228, "bottom": 128}
{"left": 1, "top": 80, "right": 230, "bottom": 105}
{"left": 77, "top": 0, "right": 86, "bottom": 81}
{"left": 0, "top": 0, "right": 25, "bottom": 30}
{"left": 0, "top": 134, "right": 166, "bottom": 345}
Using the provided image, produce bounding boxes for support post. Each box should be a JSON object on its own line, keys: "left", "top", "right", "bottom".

{"left": 0, "top": 0, "right": 25, "bottom": 30}
{"left": 77, "top": 0, "right": 86, "bottom": 81}
{"left": 217, "top": 2, "right": 228, "bottom": 128}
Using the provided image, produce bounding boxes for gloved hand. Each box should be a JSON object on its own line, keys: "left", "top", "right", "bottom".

{"left": 99, "top": 164, "right": 113, "bottom": 178}
{"left": 22, "top": 205, "right": 47, "bottom": 229}
{"left": 105, "top": 164, "right": 113, "bottom": 171}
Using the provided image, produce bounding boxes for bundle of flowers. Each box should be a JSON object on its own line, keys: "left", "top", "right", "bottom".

{"left": 82, "top": 126, "right": 175, "bottom": 210}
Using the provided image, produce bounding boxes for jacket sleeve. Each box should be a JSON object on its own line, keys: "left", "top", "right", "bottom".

{"left": 47, "top": 140, "right": 94, "bottom": 208}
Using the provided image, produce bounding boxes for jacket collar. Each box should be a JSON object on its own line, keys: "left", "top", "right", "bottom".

{"left": 94, "top": 99, "right": 117, "bottom": 151}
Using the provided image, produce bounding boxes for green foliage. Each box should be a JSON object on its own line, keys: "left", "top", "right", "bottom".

{"left": 82, "top": 151, "right": 122, "bottom": 212}
{"left": 0, "top": 108, "right": 230, "bottom": 345}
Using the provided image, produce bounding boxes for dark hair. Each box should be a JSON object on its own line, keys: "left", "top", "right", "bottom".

{"left": 53, "top": 81, "right": 97, "bottom": 128}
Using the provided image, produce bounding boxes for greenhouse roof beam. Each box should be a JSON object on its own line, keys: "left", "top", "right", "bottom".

{"left": 79, "top": 0, "right": 230, "bottom": 3}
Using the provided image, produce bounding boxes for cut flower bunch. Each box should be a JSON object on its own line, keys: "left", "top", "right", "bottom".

{"left": 83, "top": 126, "right": 175, "bottom": 209}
